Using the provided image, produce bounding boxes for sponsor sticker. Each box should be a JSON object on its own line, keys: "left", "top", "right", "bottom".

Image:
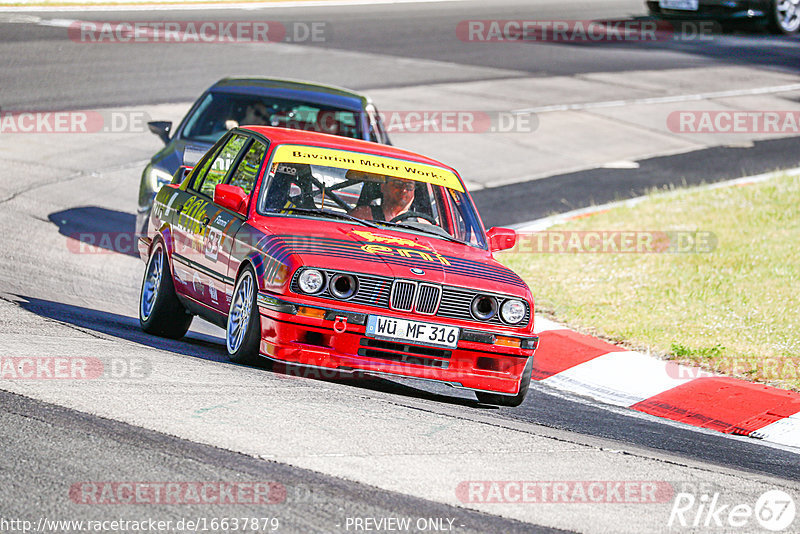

{"left": 271, "top": 145, "right": 465, "bottom": 192}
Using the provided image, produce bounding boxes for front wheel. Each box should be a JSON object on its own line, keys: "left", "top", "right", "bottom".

{"left": 139, "top": 241, "right": 192, "bottom": 339}
{"left": 226, "top": 265, "right": 263, "bottom": 365}
{"left": 769, "top": 0, "right": 800, "bottom": 34}
{"left": 475, "top": 356, "right": 533, "bottom": 407}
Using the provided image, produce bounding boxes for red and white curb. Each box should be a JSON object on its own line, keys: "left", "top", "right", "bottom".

{"left": 516, "top": 167, "right": 800, "bottom": 449}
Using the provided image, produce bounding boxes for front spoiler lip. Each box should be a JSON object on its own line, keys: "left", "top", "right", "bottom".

{"left": 256, "top": 352, "right": 522, "bottom": 397}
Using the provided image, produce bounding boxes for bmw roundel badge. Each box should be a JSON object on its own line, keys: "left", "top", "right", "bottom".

{"left": 410, "top": 268, "right": 425, "bottom": 275}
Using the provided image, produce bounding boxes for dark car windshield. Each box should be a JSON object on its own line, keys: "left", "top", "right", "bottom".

{"left": 257, "top": 144, "right": 487, "bottom": 249}
{"left": 180, "top": 91, "right": 363, "bottom": 143}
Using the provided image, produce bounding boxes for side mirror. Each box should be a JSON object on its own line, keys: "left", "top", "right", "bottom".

{"left": 214, "top": 184, "right": 249, "bottom": 216}
{"left": 171, "top": 165, "right": 193, "bottom": 185}
{"left": 486, "top": 227, "right": 517, "bottom": 252}
{"left": 148, "top": 121, "right": 172, "bottom": 145}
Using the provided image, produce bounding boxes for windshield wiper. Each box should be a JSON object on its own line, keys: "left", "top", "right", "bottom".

{"left": 266, "top": 207, "right": 379, "bottom": 228}
{"left": 376, "top": 220, "right": 463, "bottom": 244}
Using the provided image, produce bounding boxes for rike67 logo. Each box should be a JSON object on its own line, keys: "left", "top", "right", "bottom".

{"left": 669, "top": 489, "right": 796, "bottom": 531}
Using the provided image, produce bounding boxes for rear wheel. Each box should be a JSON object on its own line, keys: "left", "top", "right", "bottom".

{"left": 475, "top": 356, "right": 533, "bottom": 407}
{"left": 769, "top": 0, "right": 800, "bottom": 34}
{"left": 226, "top": 265, "right": 263, "bottom": 365}
{"left": 139, "top": 241, "right": 192, "bottom": 339}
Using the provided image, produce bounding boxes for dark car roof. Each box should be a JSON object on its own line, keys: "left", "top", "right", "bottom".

{"left": 210, "top": 77, "right": 371, "bottom": 112}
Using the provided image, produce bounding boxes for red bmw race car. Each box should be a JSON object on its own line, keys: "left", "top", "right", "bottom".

{"left": 138, "top": 127, "right": 538, "bottom": 406}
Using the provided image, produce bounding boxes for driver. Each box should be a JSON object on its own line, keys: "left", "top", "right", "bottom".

{"left": 349, "top": 175, "right": 416, "bottom": 222}
{"left": 225, "top": 101, "right": 270, "bottom": 130}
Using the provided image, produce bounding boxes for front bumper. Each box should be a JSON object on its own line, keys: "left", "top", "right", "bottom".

{"left": 257, "top": 293, "right": 538, "bottom": 396}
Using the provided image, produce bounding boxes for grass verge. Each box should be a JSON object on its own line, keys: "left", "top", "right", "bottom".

{"left": 501, "top": 174, "right": 800, "bottom": 391}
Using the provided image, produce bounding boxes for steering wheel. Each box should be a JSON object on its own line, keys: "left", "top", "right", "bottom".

{"left": 390, "top": 211, "right": 437, "bottom": 224}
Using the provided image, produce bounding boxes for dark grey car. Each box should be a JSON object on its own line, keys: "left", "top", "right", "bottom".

{"left": 646, "top": 0, "right": 799, "bottom": 34}
{"left": 137, "top": 77, "right": 391, "bottom": 236}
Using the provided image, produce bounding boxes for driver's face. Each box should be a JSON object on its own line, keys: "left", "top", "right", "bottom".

{"left": 382, "top": 178, "right": 415, "bottom": 206}
{"left": 243, "top": 103, "right": 268, "bottom": 125}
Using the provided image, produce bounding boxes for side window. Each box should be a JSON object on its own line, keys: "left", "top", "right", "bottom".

{"left": 447, "top": 189, "right": 483, "bottom": 247}
{"left": 366, "top": 106, "right": 389, "bottom": 144}
{"left": 188, "top": 144, "right": 222, "bottom": 192}
{"left": 193, "top": 134, "right": 248, "bottom": 197}
{"left": 228, "top": 140, "right": 267, "bottom": 196}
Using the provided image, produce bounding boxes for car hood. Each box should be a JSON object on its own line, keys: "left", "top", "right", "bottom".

{"left": 248, "top": 217, "right": 531, "bottom": 299}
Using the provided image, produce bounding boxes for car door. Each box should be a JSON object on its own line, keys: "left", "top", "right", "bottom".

{"left": 201, "top": 135, "right": 268, "bottom": 312}
{"left": 171, "top": 132, "right": 248, "bottom": 306}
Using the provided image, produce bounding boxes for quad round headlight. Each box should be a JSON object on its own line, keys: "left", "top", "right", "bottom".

{"left": 500, "top": 299, "right": 526, "bottom": 324}
{"left": 298, "top": 269, "right": 325, "bottom": 294}
{"left": 470, "top": 295, "right": 498, "bottom": 321}
{"left": 330, "top": 273, "right": 358, "bottom": 300}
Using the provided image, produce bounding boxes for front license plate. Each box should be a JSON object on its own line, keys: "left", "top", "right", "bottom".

{"left": 659, "top": 0, "right": 699, "bottom": 10}
{"left": 366, "top": 315, "right": 459, "bottom": 349}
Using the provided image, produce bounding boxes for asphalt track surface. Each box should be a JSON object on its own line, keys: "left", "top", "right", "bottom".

{"left": 0, "top": 389, "right": 559, "bottom": 534}
{"left": 2, "top": 0, "right": 799, "bottom": 110}
{"left": 2, "top": 1, "right": 800, "bottom": 532}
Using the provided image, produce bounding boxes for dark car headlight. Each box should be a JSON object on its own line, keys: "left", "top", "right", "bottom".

{"left": 470, "top": 295, "right": 498, "bottom": 321}
{"left": 329, "top": 273, "right": 358, "bottom": 299}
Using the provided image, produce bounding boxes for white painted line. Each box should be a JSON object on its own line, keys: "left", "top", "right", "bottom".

{"left": 750, "top": 413, "right": 800, "bottom": 448}
{"left": 511, "top": 165, "right": 800, "bottom": 232}
{"left": 0, "top": 0, "right": 466, "bottom": 12}
{"left": 600, "top": 160, "right": 640, "bottom": 169}
{"left": 30, "top": 17, "right": 77, "bottom": 27}
{"left": 533, "top": 316, "right": 570, "bottom": 334}
{"left": 512, "top": 83, "right": 800, "bottom": 115}
{"left": 542, "top": 351, "right": 698, "bottom": 407}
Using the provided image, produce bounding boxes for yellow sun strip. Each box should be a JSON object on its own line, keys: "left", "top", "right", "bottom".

{"left": 272, "top": 144, "right": 464, "bottom": 193}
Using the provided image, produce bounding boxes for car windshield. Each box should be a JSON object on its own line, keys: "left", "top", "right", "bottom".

{"left": 180, "top": 91, "right": 363, "bottom": 143}
{"left": 258, "top": 144, "right": 487, "bottom": 248}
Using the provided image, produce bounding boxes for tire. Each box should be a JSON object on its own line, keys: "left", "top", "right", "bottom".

{"left": 475, "top": 356, "right": 534, "bottom": 407}
{"left": 768, "top": 0, "right": 800, "bottom": 34}
{"left": 139, "top": 241, "right": 192, "bottom": 339}
{"left": 226, "top": 265, "right": 263, "bottom": 365}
